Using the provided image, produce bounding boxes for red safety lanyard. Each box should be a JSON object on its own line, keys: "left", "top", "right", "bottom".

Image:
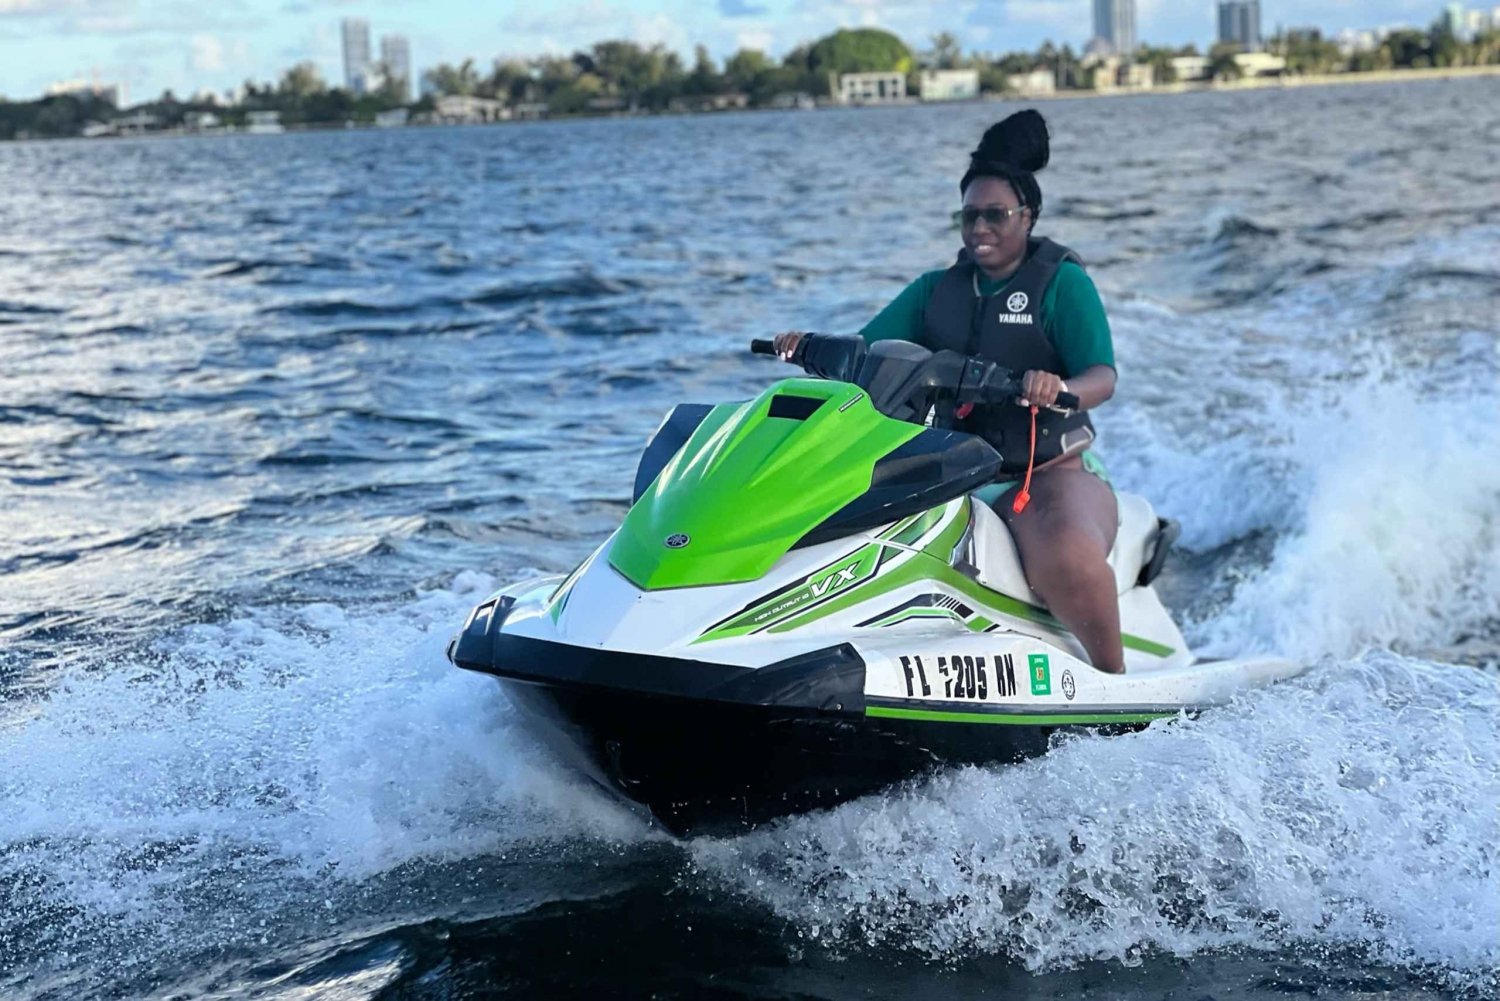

{"left": 1011, "top": 406, "right": 1039, "bottom": 514}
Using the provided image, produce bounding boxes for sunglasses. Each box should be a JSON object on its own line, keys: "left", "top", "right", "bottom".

{"left": 952, "top": 205, "right": 1028, "bottom": 230}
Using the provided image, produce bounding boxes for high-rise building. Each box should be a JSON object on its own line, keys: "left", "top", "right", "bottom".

{"left": 1092, "top": 0, "right": 1137, "bottom": 57}
{"left": 1442, "top": 3, "right": 1465, "bottom": 37}
{"left": 1218, "top": 0, "right": 1262, "bottom": 51}
{"left": 380, "top": 35, "right": 412, "bottom": 101}
{"left": 341, "top": 18, "right": 371, "bottom": 94}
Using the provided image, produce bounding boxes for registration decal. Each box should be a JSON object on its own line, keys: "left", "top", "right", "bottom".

{"left": 1028, "top": 653, "right": 1052, "bottom": 696}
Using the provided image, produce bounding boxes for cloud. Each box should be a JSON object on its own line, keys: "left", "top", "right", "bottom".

{"left": 719, "top": 0, "right": 769, "bottom": 16}
{"left": 279, "top": 0, "right": 360, "bottom": 12}
{"left": 499, "top": 1, "right": 695, "bottom": 57}
{"left": 189, "top": 33, "right": 224, "bottom": 71}
{"left": 1, "top": 0, "right": 265, "bottom": 37}
{"left": 733, "top": 26, "right": 776, "bottom": 51}
{"left": 0, "top": 0, "right": 87, "bottom": 12}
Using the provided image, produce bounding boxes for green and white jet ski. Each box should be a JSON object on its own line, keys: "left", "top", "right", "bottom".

{"left": 448, "top": 335, "right": 1302, "bottom": 835}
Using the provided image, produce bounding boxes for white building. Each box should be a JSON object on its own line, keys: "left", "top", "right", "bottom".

{"left": 918, "top": 68, "right": 979, "bottom": 101}
{"left": 245, "top": 110, "right": 284, "bottom": 134}
{"left": 113, "top": 111, "right": 160, "bottom": 133}
{"left": 1170, "top": 56, "right": 1210, "bottom": 81}
{"left": 1084, "top": 53, "right": 1153, "bottom": 90}
{"left": 380, "top": 35, "right": 411, "bottom": 101}
{"left": 341, "top": 18, "right": 371, "bottom": 94}
{"left": 838, "top": 72, "right": 906, "bottom": 104}
{"left": 1233, "top": 51, "right": 1287, "bottom": 76}
{"left": 1005, "top": 69, "right": 1056, "bottom": 96}
{"left": 434, "top": 95, "right": 508, "bottom": 124}
{"left": 1441, "top": 3, "right": 1500, "bottom": 39}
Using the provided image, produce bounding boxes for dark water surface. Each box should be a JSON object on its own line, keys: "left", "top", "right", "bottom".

{"left": 1, "top": 80, "right": 1498, "bottom": 999}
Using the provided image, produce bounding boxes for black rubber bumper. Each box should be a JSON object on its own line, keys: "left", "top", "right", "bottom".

{"left": 446, "top": 597, "right": 1050, "bottom": 835}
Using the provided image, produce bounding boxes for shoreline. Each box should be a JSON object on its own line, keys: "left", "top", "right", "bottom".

{"left": 1024, "top": 61, "right": 1500, "bottom": 101}
{"left": 6, "top": 63, "right": 1499, "bottom": 143}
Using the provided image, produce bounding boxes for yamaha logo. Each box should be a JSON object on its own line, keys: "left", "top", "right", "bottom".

{"left": 664, "top": 533, "right": 690, "bottom": 549}
{"left": 1061, "top": 669, "right": 1076, "bottom": 700}
{"left": 1006, "top": 292, "right": 1029, "bottom": 313}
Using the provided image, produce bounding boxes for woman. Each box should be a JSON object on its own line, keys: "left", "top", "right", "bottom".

{"left": 774, "top": 110, "right": 1124, "bottom": 674}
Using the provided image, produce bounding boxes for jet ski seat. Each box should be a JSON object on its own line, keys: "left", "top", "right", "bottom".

{"left": 965, "top": 492, "right": 1174, "bottom": 604}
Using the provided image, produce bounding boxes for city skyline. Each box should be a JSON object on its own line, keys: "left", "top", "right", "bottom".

{"left": 0, "top": 0, "right": 1472, "bottom": 103}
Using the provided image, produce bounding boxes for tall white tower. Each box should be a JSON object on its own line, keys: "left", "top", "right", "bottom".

{"left": 341, "top": 18, "right": 371, "bottom": 95}
{"left": 380, "top": 35, "right": 412, "bottom": 101}
{"left": 1092, "top": 0, "right": 1137, "bottom": 56}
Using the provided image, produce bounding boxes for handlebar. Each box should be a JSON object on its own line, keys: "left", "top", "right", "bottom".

{"left": 960, "top": 354, "right": 1080, "bottom": 412}
{"left": 749, "top": 337, "right": 1080, "bottom": 413}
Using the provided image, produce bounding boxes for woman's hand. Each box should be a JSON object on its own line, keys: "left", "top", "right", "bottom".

{"left": 772, "top": 331, "right": 804, "bottom": 361}
{"left": 1018, "top": 370, "right": 1066, "bottom": 408}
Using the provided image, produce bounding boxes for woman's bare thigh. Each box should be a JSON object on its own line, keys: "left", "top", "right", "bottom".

{"left": 1000, "top": 466, "right": 1118, "bottom": 559}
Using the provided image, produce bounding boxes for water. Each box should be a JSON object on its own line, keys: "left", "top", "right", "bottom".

{"left": 1, "top": 79, "right": 1498, "bottom": 999}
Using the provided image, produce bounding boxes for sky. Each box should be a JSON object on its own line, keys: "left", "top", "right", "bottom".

{"left": 0, "top": 0, "right": 1460, "bottom": 104}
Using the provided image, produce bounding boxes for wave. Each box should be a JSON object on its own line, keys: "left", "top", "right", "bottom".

{"left": 691, "top": 652, "right": 1500, "bottom": 991}
{"left": 256, "top": 273, "right": 643, "bottom": 321}
{"left": 0, "top": 574, "right": 642, "bottom": 997}
{"left": 1194, "top": 379, "right": 1500, "bottom": 661}
{"left": 1209, "top": 215, "right": 1280, "bottom": 245}
{"left": 461, "top": 273, "right": 642, "bottom": 308}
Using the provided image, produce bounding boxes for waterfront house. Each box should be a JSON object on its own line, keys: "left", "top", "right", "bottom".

{"left": 837, "top": 72, "right": 907, "bottom": 104}
{"left": 1005, "top": 68, "right": 1058, "bottom": 96}
{"left": 245, "top": 110, "right": 284, "bottom": 134}
{"left": 434, "top": 95, "right": 508, "bottom": 124}
{"left": 918, "top": 69, "right": 980, "bottom": 101}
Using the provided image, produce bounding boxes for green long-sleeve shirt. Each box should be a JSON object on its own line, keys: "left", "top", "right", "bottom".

{"left": 858, "top": 260, "right": 1116, "bottom": 377}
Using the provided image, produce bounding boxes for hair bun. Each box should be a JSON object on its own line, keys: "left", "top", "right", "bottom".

{"left": 973, "top": 110, "right": 1050, "bottom": 173}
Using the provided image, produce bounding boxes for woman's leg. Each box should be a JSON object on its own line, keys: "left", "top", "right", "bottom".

{"left": 1000, "top": 462, "right": 1124, "bottom": 673}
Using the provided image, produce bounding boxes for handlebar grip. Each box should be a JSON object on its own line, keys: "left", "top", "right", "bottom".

{"left": 750, "top": 338, "right": 776, "bottom": 356}
{"left": 1055, "top": 391, "right": 1081, "bottom": 411}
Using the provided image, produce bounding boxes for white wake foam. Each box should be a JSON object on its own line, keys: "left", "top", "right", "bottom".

{"left": 691, "top": 653, "right": 1500, "bottom": 989}
{"left": 692, "top": 241, "right": 1500, "bottom": 988}
{"left": 0, "top": 572, "right": 642, "bottom": 992}
{"left": 1196, "top": 379, "right": 1500, "bottom": 660}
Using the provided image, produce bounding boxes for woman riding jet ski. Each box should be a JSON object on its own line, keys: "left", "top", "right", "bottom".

{"left": 780, "top": 108, "right": 1121, "bottom": 674}
{"left": 446, "top": 113, "right": 1303, "bottom": 835}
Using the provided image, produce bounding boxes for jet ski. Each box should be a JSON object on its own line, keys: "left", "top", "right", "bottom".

{"left": 448, "top": 335, "right": 1303, "bottom": 835}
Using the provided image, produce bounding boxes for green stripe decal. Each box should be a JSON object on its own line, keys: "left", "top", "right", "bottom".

{"left": 872, "top": 608, "right": 966, "bottom": 628}
{"left": 1121, "top": 634, "right": 1175, "bottom": 657}
{"left": 866, "top": 706, "right": 1177, "bottom": 725}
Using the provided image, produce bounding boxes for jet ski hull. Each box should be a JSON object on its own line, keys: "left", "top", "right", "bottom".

{"left": 493, "top": 673, "right": 1071, "bottom": 836}
{"left": 453, "top": 625, "right": 1131, "bottom": 836}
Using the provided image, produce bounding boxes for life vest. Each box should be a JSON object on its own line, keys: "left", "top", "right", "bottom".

{"left": 920, "top": 237, "right": 1096, "bottom": 474}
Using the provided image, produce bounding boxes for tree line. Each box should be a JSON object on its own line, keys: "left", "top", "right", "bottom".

{"left": 3, "top": 21, "right": 1498, "bottom": 141}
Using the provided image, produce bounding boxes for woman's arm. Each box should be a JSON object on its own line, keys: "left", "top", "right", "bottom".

{"left": 1020, "top": 364, "right": 1115, "bottom": 410}
{"left": 1029, "top": 262, "right": 1115, "bottom": 410}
